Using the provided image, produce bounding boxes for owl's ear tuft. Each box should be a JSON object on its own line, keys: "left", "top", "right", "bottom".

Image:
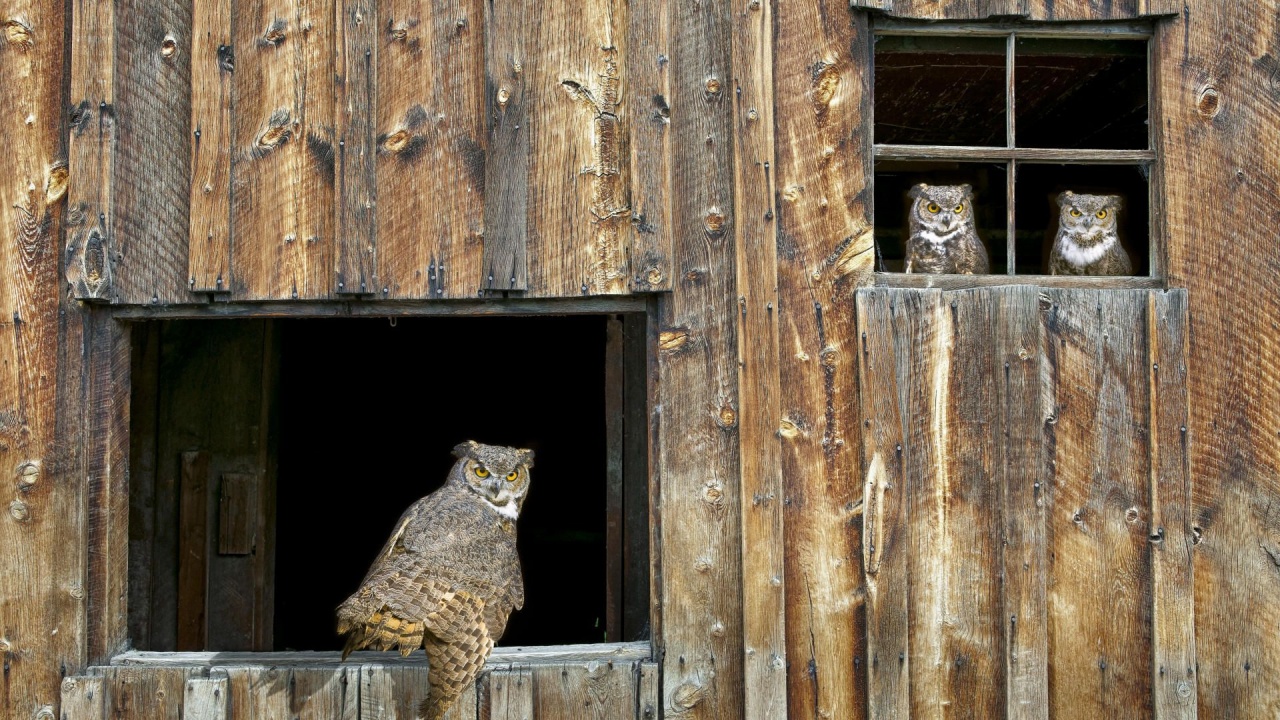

{"left": 518, "top": 449, "right": 535, "bottom": 468}
{"left": 959, "top": 184, "right": 974, "bottom": 197}
{"left": 908, "top": 183, "right": 929, "bottom": 200}
{"left": 1058, "top": 191, "right": 1075, "bottom": 206}
{"left": 452, "top": 441, "right": 481, "bottom": 460}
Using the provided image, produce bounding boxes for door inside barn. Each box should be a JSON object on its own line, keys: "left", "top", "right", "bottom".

{"left": 126, "top": 314, "right": 651, "bottom": 653}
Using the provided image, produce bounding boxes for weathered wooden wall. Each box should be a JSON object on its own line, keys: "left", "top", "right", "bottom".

{"left": 3, "top": 0, "right": 1280, "bottom": 719}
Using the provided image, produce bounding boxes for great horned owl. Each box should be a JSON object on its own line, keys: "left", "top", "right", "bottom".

{"left": 1048, "top": 191, "right": 1132, "bottom": 275}
{"left": 337, "top": 441, "right": 534, "bottom": 720}
{"left": 904, "top": 183, "right": 990, "bottom": 274}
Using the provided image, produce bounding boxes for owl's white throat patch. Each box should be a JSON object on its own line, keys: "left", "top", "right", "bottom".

{"left": 484, "top": 498, "right": 520, "bottom": 520}
{"left": 916, "top": 226, "right": 963, "bottom": 245}
{"left": 1061, "top": 234, "right": 1116, "bottom": 267}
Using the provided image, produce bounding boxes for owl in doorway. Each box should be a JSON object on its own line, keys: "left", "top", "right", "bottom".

{"left": 904, "top": 183, "right": 990, "bottom": 274}
{"left": 1048, "top": 191, "right": 1133, "bottom": 276}
{"left": 338, "top": 441, "right": 534, "bottom": 720}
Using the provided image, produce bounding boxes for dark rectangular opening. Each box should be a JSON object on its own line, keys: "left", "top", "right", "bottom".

{"left": 128, "top": 314, "right": 651, "bottom": 653}
{"left": 874, "top": 35, "right": 1008, "bottom": 147}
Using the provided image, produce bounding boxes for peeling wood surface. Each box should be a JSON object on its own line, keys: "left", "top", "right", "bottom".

{"left": 774, "top": 5, "right": 873, "bottom": 720}
{"left": 66, "top": 0, "right": 115, "bottom": 301}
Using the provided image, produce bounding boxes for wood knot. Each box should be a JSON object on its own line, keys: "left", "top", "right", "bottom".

{"left": 45, "top": 163, "right": 67, "bottom": 204}
{"left": 717, "top": 404, "right": 737, "bottom": 428}
{"left": 703, "top": 208, "right": 726, "bottom": 234}
{"left": 813, "top": 63, "right": 842, "bottom": 108}
{"left": 1125, "top": 507, "right": 1140, "bottom": 524}
{"left": 778, "top": 418, "right": 801, "bottom": 439}
{"left": 9, "top": 499, "right": 29, "bottom": 522}
{"left": 382, "top": 129, "right": 412, "bottom": 154}
{"left": 497, "top": 87, "right": 511, "bottom": 107}
{"left": 160, "top": 34, "right": 177, "bottom": 58}
{"left": 255, "top": 110, "right": 293, "bottom": 152}
{"left": 1196, "top": 85, "right": 1221, "bottom": 118}
{"left": 17, "top": 462, "right": 38, "bottom": 487}
{"left": 645, "top": 267, "right": 664, "bottom": 286}
{"left": 704, "top": 76, "right": 722, "bottom": 96}
{"left": 3, "top": 19, "right": 33, "bottom": 49}
{"left": 693, "top": 558, "right": 712, "bottom": 573}
{"left": 659, "top": 328, "right": 690, "bottom": 353}
{"left": 261, "top": 20, "right": 287, "bottom": 46}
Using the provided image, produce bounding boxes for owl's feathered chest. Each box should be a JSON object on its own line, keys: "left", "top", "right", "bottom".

{"left": 905, "top": 224, "right": 988, "bottom": 274}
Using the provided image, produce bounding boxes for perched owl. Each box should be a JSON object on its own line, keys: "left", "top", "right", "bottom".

{"left": 1048, "top": 191, "right": 1132, "bottom": 275}
{"left": 337, "top": 441, "right": 534, "bottom": 720}
{"left": 904, "top": 183, "right": 990, "bottom": 274}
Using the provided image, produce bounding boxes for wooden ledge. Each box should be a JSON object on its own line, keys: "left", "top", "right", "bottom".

{"left": 111, "top": 641, "right": 653, "bottom": 668}
{"left": 873, "top": 273, "right": 1165, "bottom": 290}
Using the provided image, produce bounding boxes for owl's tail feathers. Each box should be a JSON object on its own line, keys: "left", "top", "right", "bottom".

{"left": 417, "top": 635, "right": 491, "bottom": 720}
{"left": 336, "top": 604, "right": 426, "bottom": 660}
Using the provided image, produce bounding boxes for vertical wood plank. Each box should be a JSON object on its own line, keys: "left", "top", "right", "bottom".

{"left": 129, "top": 323, "right": 161, "bottom": 650}
{"left": 532, "top": 662, "right": 638, "bottom": 719}
{"left": 899, "top": 289, "right": 1004, "bottom": 718}
{"left": 524, "top": 0, "right": 630, "bottom": 297}
{"left": 625, "top": 0, "right": 672, "bottom": 292}
{"left": 84, "top": 316, "right": 132, "bottom": 660}
{"left": 376, "top": 0, "right": 486, "bottom": 299}
{"left": 605, "top": 315, "right": 625, "bottom": 642}
{"left": 731, "top": 0, "right": 785, "bottom": 713}
{"left": 358, "top": 664, "right": 396, "bottom": 719}
{"left": 997, "top": 287, "right": 1049, "bottom": 719}
{"left": 480, "top": 0, "right": 529, "bottom": 294}
{"left": 1042, "top": 289, "right": 1153, "bottom": 720}
{"left": 177, "top": 451, "right": 211, "bottom": 650}
{"left": 217, "top": 473, "right": 259, "bottom": 556}
{"left": 774, "top": 5, "right": 872, "bottom": 719}
{"left": 1148, "top": 289, "right": 1196, "bottom": 719}
{"left": 334, "top": 0, "right": 377, "bottom": 295}
{"left": 289, "top": 667, "right": 359, "bottom": 720}
{"left": 636, "top": 662, "right": 659, "bottom": 720}
{"left": 66, "top": 0, "right": 115, "bottom": 301}
{"left": 855, "top": 288, "right": 909, "bottom": 719}
{"left": 657, "top": 0, "right": 742, "bottom": 712}
{"left": 622, "top": 312, "right": 651, "bottom": 641}
{"left": 188, "top": 0, "right": 234, "bottom": 293}
{"left": 183, "top": 670, "right": 229, "bottom": 720}
{"left": 112, "top": 0, "right": 193, "bottom": 304}
{"left": 487, "top": 664, "right": 533, "bottom": 720}
{"left": 61, "top": 676, "right": 105, "bottom": 720}
{"left": 105, "top": 667, "right": 186, "bottom": 720}
{"left": 231, "top": 0, "right": 336, "bottom": 300}
{"left": 227, "top": 667, "right": 291, "bottom": 719}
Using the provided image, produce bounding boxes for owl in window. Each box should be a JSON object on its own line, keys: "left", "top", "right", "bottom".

{"left": 337, "top": 441, "right": 533, "bottom": 720}
{"left": 1048, "top": 191, "right": 1133, "bottom": 276}
{"left": 904, "top": 183, "right": 990, "bottom": 274}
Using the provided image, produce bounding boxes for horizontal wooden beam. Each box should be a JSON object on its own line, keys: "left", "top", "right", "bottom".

{"left": 111, "top": 641, "right": 653, "bottom": 668}
{"left": 870, "top": 20, "right": 1157, "bottom": 38}
{"left": 110, "top": 297, "right": 652, "bottom": 320}
{"left": 873, "top": 273, "right": 1164, "bottom": 290}
{"left": 874, "top": 145, "right": 1156, "bottom": 163}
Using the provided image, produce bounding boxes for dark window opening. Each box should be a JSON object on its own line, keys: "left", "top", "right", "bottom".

{"left": 873, "top": 27, "right": 1153, "bottom": 278}
{"left": 127, "top": 314, "right": 651, "bottom": 653}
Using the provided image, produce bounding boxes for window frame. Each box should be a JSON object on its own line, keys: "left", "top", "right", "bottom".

{"left": 107, "top": 296, "right": 661, "bottom": 669}
{"left": 869, "top": 19, "right": 1163, "bottom": 287}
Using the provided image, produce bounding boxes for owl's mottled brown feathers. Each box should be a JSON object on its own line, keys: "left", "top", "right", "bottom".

{"left": 337, "top": 441, "right": 534, "bottom": 720}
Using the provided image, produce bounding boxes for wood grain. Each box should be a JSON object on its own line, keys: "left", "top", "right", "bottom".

{"left": 61, "top": 676, "right": 105, "bottom": 720}
{"left": 1042, "top": 289, "right": 1152, "bottom": 719}
{"left": 183, "top": 670, "right": 229, "bottom": 720}
{"left": 480, "top": 0, "right": 529, "bottom": 294}
{"left": 230, "top": 0, "right": 335, "bottom": 299}
{"left": 637, "top": 662, "right": 660, "bottom": 720}
{"left": 289, "top": 667, "right": 359, "bottom": 719}
{"left": 730, "top": 0, "right": 785, "bottom": 713}
{"left": 104, "top": 666, "right": 186, "bottom": 720}
{"left": 625, "top": 0, "right": 672, "bottom": 292}
{"left": 112, "top": 0, "right": 192, "bottom": 304}
{"left": 531, "top": 661, "right": 638, "bottom": 719}
{"left": 226, "top": 666, "right": 290, "bottom": 719}
{"left": 774, "top": 5, "right": 873, "bottom": 719}
{"left": 486, "top": 664, "right": 533, "bottom": 720}
{"left": 1148, "top": 290, "right": 1195, "bottom": 718}
{"left": 66, "top": 0, "right": 115, "bottom": 301}
{"left": 375, "top": 0, "right": 486, "bottom": 299}
{"left": 855, "top": 288, "right": 909, "bottom": 719}
{"left": 334, "top": 0, "right": 377, "bottom": 295}
{"left": 997, "top": 286, "right": 1048, "bottom": 719}
{"left": 188, "top": 0, "right": 234, "bottom": 293}
{"left": 656, "top": 0, "right": 743, "bottom": 714}
{"left": 177, "top": 451, "right": 211, "bottom": 650}
{"left": 524, "top": 0, "right": 631, "bottom": 297}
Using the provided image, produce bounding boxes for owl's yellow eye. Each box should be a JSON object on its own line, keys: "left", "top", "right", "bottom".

{"left": 1069, "top": 208, "right": 1083, "bottom": 218}
{"left": 953, "top": 204, "right": 964, "bottom": 213}
{"left": 926, "top": 203, "right": 941, "bottom": 213}
{"left": 1095, "top": 209, "right": 1108, "bottom": 220}
{"left": 474, "top": 466, "right": 490, "bottom": 479}
{"left": 505, "top": 471, "right": 519, "bottom": 482}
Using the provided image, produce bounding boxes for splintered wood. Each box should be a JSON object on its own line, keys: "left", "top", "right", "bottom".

{"left": 855, "top": 287, "right": 1190, "bottom": 717}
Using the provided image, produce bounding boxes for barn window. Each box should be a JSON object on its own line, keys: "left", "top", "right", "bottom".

{"left": 125, "top": 310, "right": 652, "bottom": 657}
{"left": 871, "top": 23, "right": 1157, "bottom": 280}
